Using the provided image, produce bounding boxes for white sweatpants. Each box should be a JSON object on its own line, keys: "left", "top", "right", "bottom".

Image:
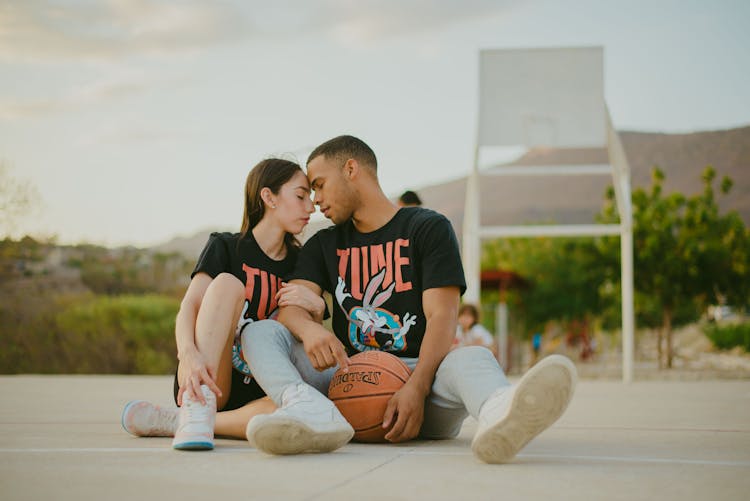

{"left": 242, "top": 319, "right": 510, "bottom": 439}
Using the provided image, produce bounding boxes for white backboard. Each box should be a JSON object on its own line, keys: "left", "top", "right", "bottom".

{"left": 478, "top": 47, "right": 605, "bottom": 148}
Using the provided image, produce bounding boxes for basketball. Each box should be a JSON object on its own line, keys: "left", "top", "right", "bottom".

{"left": 328, "top": 351, "right": 412, "bottom": 443}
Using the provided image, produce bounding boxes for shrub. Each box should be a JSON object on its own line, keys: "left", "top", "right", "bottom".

{"left": 54, "top": 294, "right": 179, "bottom": 374}
{"left": 703, "top": 323, "right": 750, "bottom": 351}
{"left": 1, "top": 290, "right": 180, "bottom": 374}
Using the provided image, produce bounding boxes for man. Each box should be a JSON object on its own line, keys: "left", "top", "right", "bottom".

{"left": 242, "top": 135, "right": 576, "bottom": 463}
{"left": 397, "top": 189, "right": 422, "bottom": 207}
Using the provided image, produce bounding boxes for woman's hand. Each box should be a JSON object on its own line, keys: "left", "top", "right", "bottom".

{"left": 176, "top": 347, "right": 222, "bottom": 406}
{"left": 276, "top": 282, "right": 325, "bottom": 321}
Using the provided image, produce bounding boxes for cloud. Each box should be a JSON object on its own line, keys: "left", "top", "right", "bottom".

{"left": 76, "top": 124, "right": 188, "bottom": 146}
{"left": 0, "top": 0, "right": 250, "bottom": 63}
{"left": 0, "top": 72, "right": 156, "bottom": 118}
{"left": 313, "top": 0, "right": 520, "bottom": 44}
{"left": 0, "top": 0, "right": 522, "bottom": 118}
{"left": 0, "top": 0, "right": 521, "bottom": 63}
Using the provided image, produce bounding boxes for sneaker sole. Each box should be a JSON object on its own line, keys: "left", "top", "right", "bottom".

{"left": 172, "top": 440, "right": 214, "bottom": 451}
{"left": 246, "top": 415, "right": 354, "bottom": 455}
{"left": 121, "top": 400, "right": 150, "bottom": 436}
{"left": 471, "top": 355, "right": 577, "bottom": 464}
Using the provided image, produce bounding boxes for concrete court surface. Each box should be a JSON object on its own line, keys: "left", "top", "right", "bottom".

{"left": 0, "top": 375, "right": 748, "bottom": 501}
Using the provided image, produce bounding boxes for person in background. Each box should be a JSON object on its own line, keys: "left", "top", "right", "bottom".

{"left": 532, "top": 332, "right": 543, "bottom": 365}
{"left": 398, "top": 189, "right": 422, "bottom": 207}
{"left": 455, "top": 303, "right": 496, "bottom": 356}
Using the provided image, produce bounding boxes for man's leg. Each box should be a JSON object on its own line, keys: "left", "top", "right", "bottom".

{"left": 411, "top": 346, "right": 509, "bottom": 440}
{"left": 241, "top": 319, "right": 335, "bottom": 401}
{"left": 241, "top": 320, "right": 353, "bottom": 454}
{"left": 416, "top": 346, "right": 577, "bottom": 464}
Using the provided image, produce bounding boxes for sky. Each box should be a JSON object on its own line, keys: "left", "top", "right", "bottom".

{"left": 1, "top": 0, "right": 749, "bottom": 248}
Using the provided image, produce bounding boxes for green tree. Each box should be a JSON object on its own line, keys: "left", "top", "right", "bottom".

{"left": 681, "top": 168, "right": 750, "bottom": 309}
{"left": 597, "top": 167, "right": 750, "bottom": 368}
{"left": 482, "top": 236, "right": 605, "bottom": 338}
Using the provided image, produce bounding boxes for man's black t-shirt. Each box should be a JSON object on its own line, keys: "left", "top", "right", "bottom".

{"left": 192, "top": 231, "right": 298, "bottom": 374}
{"left": 288, "top": 208, "right": 466, "bottom": 358}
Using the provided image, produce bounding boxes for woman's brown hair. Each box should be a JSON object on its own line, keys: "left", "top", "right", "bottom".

{"left": 239, "top": 158, "right": 304, "bottom": 250}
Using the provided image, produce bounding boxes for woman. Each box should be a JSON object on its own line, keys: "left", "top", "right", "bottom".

{"left": 454, "top": 303, "right": 496, "bottom": 355}
{"left": 122, "top": 158, "right": 322, "bottom": 450}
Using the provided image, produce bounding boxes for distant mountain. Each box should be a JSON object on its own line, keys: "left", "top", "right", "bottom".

{"left": 413, "top": 125, "right": 750, "bottom": 239}
{"left": 152, "top": 125, "right": 749, "bottom": 257}
{"left": 151, "top": 227, "right": 233, "bottom": 260}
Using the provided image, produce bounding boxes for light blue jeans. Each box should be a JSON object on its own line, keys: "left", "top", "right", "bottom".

{"left": 242, "top": 319, "right": 510, "bottom": 439}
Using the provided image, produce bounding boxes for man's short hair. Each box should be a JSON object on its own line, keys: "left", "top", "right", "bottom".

{"left": 307, "top": 135, "right": 377, "bottom": 172}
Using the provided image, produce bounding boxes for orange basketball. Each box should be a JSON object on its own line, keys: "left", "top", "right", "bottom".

{"left": 328, "top": 351, "right": 412, "bottom": 443}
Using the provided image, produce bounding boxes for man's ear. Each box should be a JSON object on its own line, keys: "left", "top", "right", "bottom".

{"left": 344, "top": 159, "right": 359, "bottom": 180}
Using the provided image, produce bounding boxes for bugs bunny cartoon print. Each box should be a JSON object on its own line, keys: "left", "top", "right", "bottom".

{"left": 335, "top": 267, "right": 418, "bottom": 352}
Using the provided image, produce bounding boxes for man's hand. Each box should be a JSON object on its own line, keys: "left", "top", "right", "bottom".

{"left": 381, "top": 380, "right": 427, "bottom": 443}
{"left": 301, "top": 327, "right": 350, "bottom": 371}
{"left": 379, "top": 286, "right": 460, "bottom": 442}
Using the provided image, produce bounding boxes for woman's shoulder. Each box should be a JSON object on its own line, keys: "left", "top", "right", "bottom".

{"left": 197, "top": 232, "right": 242, "bottom": 257}
{"left": 470, "top": 324, "right": 494, "bottom": 341}
{"left": 205, "top": 231, "right": 246, "bottom": 249}
{"left": 209, "top": 231, "right": 241, "bottom": 242}
{"left": 471, "top": 323, "right": 492, "bottom": 334}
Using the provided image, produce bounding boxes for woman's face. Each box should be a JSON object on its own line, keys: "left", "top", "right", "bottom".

{"left": 458, "top": 311, "right": 474, "bottom": 332}
{"left": 272, "top": 170, "right": 314, "bottom": 235}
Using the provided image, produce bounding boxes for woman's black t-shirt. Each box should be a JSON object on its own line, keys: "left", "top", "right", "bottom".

{"left": 192, "top": 231, "right": 298, "bottom": 374}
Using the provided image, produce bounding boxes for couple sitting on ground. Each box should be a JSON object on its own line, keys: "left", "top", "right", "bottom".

{"left": 122, "top": 135, "right": 577, "bottom": 464}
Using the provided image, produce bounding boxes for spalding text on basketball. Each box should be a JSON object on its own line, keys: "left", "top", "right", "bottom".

{"left": 330, "top": 370, "right": 382, "bottom": 390}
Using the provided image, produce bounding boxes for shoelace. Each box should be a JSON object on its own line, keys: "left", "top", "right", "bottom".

{"left": 184, "top": 398, "right": 213, "bottom": 424}
{"left": 282, "top": 384, "right": 312, "bottom": 407}
{"left": 151, "top": 406, "right": 177, "bottom": 431}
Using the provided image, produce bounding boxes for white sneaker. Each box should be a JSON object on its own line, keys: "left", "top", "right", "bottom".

{"left": 246, "top": 382, "right": 354, "bottom": 455}
{"left": 471, "top": 354, "right": 577, "bottom": 464}
{"left": 121, "top": 401, "right": 178, "bottom": 437}
{"left": 172, "top": 385, "right": 216, "bottom": 451}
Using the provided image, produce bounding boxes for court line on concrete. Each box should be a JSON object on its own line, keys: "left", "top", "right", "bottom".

{"left": 516, "top": 453, "right": 750, "bottom": 467}
{"left": 303, "top": 448, "right": 414, "bottom": 501}
{"left": 5, "top": 422, "right": 746, "bottom": 432}
{"left": 408, "top": 451, "right": 750, "bottom": 467}
{"left": 1, "top": 447, "right": 748, "bottom": 467}
{"left": 557, "top": 425, "right": 750, "bottom": 433}
{"left": 0, "top": 448, "right": 176, "bottom": 453}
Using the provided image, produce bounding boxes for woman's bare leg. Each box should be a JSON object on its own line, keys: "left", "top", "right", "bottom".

{"left": 215, "top": 397, "right": 277, "bottom": 439}
{"left": 177, "top": 272, "right": 245, "bottom": 409}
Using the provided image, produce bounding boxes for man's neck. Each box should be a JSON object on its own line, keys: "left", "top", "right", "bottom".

{"left": 351, "top": 190, "right": 400, "bottom": 233}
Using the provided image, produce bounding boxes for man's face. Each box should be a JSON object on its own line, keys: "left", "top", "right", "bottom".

{"left": 307, "top": 154, "right": 357, "bottom": 224}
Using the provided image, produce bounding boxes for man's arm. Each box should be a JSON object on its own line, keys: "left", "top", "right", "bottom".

{"left": 275, "top": 281, "right": 326, "bottom": 322}
{"left": 277, "top": 279, "right": 350, "bottom": 371}
{"left": 382, "top": 285, "right": 460, "bottom": 442}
